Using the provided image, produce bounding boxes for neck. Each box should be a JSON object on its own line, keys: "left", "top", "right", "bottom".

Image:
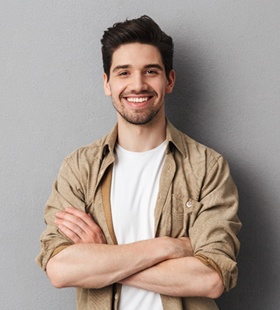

{"left": 117, "top": 117, "right": 166, "bottom": 152}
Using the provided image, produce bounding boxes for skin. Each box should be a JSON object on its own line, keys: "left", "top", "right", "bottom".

{"left": 103, "top": 43, "right": 175, "bottom": 152}
{"left": 46, "top": 43, "right": 224, "bottom": 299}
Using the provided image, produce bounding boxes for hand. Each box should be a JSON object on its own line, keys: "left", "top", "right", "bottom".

{"left": 55, "top": 207, "right": 107, "bottom": 244}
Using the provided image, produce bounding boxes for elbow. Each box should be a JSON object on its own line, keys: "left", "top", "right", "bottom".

{"left": 206, "top": 271, "right": 224, "bottom": 299}
{"left": 46, "top": 258, "right": 68, "bottom": 288}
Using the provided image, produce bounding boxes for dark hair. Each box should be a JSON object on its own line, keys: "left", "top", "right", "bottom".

{"left": 101, "top": 15, "right": 174, "bottom": 80}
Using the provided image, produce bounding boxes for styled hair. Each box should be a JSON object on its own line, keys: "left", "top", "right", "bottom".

{"left": 101, "top": 15, "right": 174, "bottom": 80}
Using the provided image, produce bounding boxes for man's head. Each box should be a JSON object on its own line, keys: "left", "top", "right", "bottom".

{"left": 101, "top": 15, "right": 174, "bottom": 81}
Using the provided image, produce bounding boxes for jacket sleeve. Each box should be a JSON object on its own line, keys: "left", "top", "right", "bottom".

{"left": 189, "top": 155, "right": 241, "bottom": 291}
{"left": 35, "top": 157, "right": 86, "bottom": 271}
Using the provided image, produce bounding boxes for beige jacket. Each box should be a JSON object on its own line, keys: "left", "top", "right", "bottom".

{"left": 36, "top": 120, "right": 241, "bottom": 309}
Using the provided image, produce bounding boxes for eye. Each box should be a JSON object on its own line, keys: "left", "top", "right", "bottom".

{"left": 118, "top": 71, "right": 129, "bottom": 77}
{"left": 146, "top": 69, "right": 158, "bottom": 76}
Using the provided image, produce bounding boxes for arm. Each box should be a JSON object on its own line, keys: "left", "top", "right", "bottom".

{"left": 117, "top": 155, "right": 240, "bottom": 297}
{"left": 47, "top": 237, "right": 191, "bottom": 289}
{"left": 120, "top": 257, "right": 224, "bottom": 299}
{"left": 47, "top": 208, "right": 191, "bottom": 289}
{"left": 50, "top": 207, "right": 223, "bottom": 298}
{"left": 188, "top": 155, "right": 241, "bottom": 292}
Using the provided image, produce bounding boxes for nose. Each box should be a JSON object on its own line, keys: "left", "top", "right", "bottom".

{"left": 129, "top": 72, "right": 148, "bottom": 93}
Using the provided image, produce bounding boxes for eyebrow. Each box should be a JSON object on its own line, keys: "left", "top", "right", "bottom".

{"left": 144, "top": 64, "right": 164, "bottom": 71}
{"left": 112, "top": 65, "right": 131, "bottom": 73}
{"left": 112, "top": 63, "right": 164, "bottom": 73}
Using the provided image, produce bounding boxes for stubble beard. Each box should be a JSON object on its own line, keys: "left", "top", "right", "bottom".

{"left": 112, "top": 98, "right": 161, "bottom": 125}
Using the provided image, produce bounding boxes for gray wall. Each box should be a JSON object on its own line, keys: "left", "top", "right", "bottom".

{"left": 1, "top": 1, "right": 279, "bottom": 309}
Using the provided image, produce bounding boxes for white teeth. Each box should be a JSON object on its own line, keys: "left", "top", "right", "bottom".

{"left": 126, "top": 97, "right": 149, "bottom": 103}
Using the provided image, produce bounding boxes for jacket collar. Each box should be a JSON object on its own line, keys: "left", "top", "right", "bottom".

{"left": 101, "top": 119, "right": 186, "bottom": 158}
{"left": 165, "top": 119, "right": 186, "bottom": 157}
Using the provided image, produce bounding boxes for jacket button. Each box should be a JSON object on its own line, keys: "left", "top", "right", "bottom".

{"left": 186, "top": 201, "right": 192, "bottom": 208}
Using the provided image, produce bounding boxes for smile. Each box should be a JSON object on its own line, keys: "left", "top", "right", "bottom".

{"left": 126, "top": 97, "right": 150, "bottom": 103}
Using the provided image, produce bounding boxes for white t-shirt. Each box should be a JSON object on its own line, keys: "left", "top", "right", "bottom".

{"left": 111, "top": 141, "right": 167, "bottom": 310}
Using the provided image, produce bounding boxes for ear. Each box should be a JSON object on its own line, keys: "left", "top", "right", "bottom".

{"left": 165, "top": 70, "right": 176, "bottom": 94}
{"left": 103, "top": 73, "right": 111, "bottom": 96}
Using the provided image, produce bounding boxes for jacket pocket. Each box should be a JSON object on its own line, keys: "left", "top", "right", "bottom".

{"left": 171, "top": 194, "right": 202, "bottom": 237}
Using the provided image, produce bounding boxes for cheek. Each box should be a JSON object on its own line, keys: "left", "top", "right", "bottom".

{"left": 110, "top": 83, "right": 126, "bottom": 97}
{"left": 152, "top": 80, "right": 168, "bottom": 94}
{"left": 155, "top": 85, "right": 168, "bottom": 97}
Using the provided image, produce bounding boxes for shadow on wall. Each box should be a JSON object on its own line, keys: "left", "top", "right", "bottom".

{"left": 216, "top": 168, "right": 276, "bottom": 310}
{"left": 166, "top": 45, "right": 276, "bottom": 310}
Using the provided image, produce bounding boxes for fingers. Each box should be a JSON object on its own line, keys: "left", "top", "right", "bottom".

{"left": 57, "top": 223, "right": 81, "bottom": 244}
{"left": 55, "top": 207, "right": 107, "bottom": 244}
{"left": 62, "top": 207, "right": 99, "bottom": 229}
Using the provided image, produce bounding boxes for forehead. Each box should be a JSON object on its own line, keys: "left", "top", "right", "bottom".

{"left": 111, "top": 43, "right": 163, "bottom": 70}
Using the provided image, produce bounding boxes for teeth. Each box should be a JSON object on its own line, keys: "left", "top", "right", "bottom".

{"left": 126, "top": 97, "right": 149, "bottom": 103}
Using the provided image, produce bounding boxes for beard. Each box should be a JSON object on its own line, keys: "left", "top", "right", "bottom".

{"left": 112, "top": 98, "right": 162, "bottom": 125}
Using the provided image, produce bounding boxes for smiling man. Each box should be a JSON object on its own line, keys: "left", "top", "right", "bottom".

{"left": 36, "top": 15, "right": 241, "bottom": 310}
{"left": 105, "top": 43, "right": 174, "bottom": 129}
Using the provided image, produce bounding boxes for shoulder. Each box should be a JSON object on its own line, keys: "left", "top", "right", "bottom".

{"left": 182, "top": 131, "right": 222, "bottom": 168}
{"left": 60, "top": 123, "right": 117, "bottom": 167}
{"left": 168, "top": 122, "right": 224, "bottom": 172}
{"left": 61, "top": 133, "right": 111, "bottom": 172}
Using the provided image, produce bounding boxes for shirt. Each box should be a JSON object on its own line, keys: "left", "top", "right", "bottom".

{"left": 36, "top": 120, "right": 241, "bottom": 310}
{"left": 111, "top": 141, "right": 166, "bottom": 309}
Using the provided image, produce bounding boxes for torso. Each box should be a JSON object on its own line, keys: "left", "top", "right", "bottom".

{"left": 110, "top": 141, "right": 167, "bottom": 310}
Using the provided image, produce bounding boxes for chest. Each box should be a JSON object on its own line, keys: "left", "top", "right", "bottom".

{"left": 110, "top": 144, "right": 166, "bottom": 243}
{"left": 86, "top": 152, "right": 203, "bottom": 243}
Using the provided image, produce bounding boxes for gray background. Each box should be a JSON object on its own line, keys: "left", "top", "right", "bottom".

{"left": 1, "top": 1, "right": 279, "bottom": 309}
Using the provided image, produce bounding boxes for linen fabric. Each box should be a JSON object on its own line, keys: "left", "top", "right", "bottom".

{"left": 36, "top": 120, "right": 241, "bottom": 310}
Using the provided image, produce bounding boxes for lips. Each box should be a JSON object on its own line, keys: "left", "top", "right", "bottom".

{"left": 122, "top": 95, "right": 154, "bottom": 109}
{"left": 122, "top": 91, "right": 155, "bottom": 102}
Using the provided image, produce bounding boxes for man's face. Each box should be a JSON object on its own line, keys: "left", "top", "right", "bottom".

{"left": 103, "top": 43, "right": 175, "bottom": 126}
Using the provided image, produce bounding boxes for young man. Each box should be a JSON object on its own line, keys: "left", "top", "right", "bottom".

{"left": 36, "top": 15, "right": 241, "bottom": 310}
